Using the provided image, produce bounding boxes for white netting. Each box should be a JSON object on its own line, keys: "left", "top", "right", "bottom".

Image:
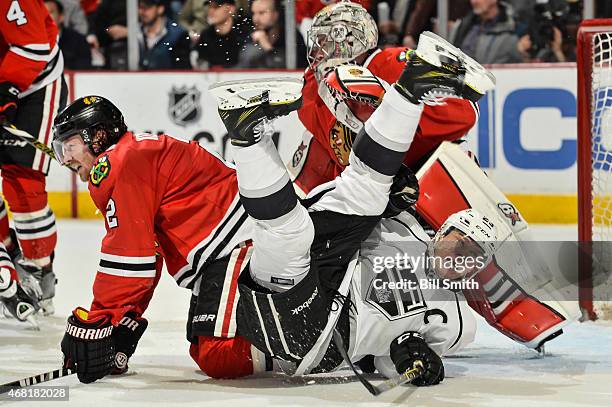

{"left": 590, "top": 31, "right": 612, "bottom": 317}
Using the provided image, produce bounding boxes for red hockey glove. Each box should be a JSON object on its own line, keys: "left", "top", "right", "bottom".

{"left": 323, "top": 65, "right": 385, "bottom": 122}
{"left": 0, "top": 82, "right": 20, "bottom": 124}
{"left": 61, "top": 307, "right": 115, "bottom": 383}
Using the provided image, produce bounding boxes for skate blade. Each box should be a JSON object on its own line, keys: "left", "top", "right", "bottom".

{"left": 209, "top": 77, "right": 303, "bottom": 110}
{"left": 25, "top": 314, "right": 40, "bottom": 330}
{"left": 416, "top": 31, "right": 496, "bottom": 95}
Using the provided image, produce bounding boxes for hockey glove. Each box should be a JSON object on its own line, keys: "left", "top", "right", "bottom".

{"left": 390, "top": 331, "right": 444, "bottom": 386}
{"left": 61, "top": 307, "right": 115, "bottom": 384}
{"left": 111, "top": 312, "right": 148, "bottom": 375}
{"left": 324, "top": 65, "right": 385, "bottom": 122}
{"left": 0, "top": 82, "right": 20, "bottom": 124}
{"left": 383, "top": 165, "right": 420, "bottom": 218}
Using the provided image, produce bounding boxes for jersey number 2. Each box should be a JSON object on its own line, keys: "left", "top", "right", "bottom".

{"left": 7, "top": 1, "right": 27, "bottom": 26}
{"left": 106, "top": 199, "right": 118, "bottom": 229}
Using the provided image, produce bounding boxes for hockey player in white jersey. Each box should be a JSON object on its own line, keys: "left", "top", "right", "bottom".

{"left": 211, "top": 32, "right": 495, "bottom": 386}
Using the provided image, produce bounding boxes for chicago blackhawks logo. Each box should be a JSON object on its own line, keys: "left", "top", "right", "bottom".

{"left": 168, "top": 85, "right": 201, "bottom": 127}
{"left": 497, "top": 203, "right": 521, "bottom": 226}
{"left": 292, "top": 141, "right": 308, "bottom": 168}
{"left": 329, "top": 121, "right": 356, "bottom": 166}
{"left": 90, "top": 155, "right": 111, "bottom": 186}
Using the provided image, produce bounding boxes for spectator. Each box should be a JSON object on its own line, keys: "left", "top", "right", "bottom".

{"left": 516, "top": 0, "right": 576, "bottom": 62}
{"left": 195, "top": 0, "right": 249, "bottom": 68}
{"left": 179, "top": 0, "right": 249, "bottom": 45}
{"left": 237, "top": 0, "right": 307, "bottom": 68}
{"left": 179, "top": 0, "right": 209, "bottom": 45}
{"left": 374, "top": 0, "right": 471, "bottom": 47}
{"left": 90, "top": 0, "right": 128, "bottom": 69}
{"left": 450, "top": 0, "right": 523, "bottom": 64}
{"left": 45, "top": 0, "right": 92, "bottom": 69}
{"left": 58, "top": 0, "right": 89, "bottom": 35}
{"left": 138, "top": 0, "right": 191, "bottom": 69}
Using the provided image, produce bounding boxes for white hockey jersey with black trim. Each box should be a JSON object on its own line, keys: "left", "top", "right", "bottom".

{"left": 348, "top": 212, "right": 476, "bottom": 378}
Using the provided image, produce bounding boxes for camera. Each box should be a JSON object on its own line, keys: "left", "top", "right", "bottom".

{"left": 527, "top": 0, "right": 570, "bottom": 57}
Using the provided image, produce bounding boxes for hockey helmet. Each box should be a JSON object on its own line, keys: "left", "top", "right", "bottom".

{"left": 53, "top": 95, "right": 127, "bottom": 162}
{"left": 307, "top": 0, "right": 378, "bottom": 80}
{"left": 427, "top": 209, "right": 498, "bottom": 281}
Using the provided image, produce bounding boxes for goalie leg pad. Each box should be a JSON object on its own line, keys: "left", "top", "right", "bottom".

{"left": 415, "top": 142, "right": 577, "bottom": 348}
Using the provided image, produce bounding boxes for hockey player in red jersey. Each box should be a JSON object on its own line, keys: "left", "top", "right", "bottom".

{"left": 290, "top": 1, "right": 479, "bottom": 195}
{"left": 51, "top": 96, "right": 269, "bottom": 383}
{"left": 0, "top": 0, "right": 68, "bottom": 318}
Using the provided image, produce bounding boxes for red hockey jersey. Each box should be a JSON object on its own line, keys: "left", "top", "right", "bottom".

{"left": 295, "top": 47, "right": 479, "bottom": 194}
{"left": 0, "top": 0, "right": 63, "bottom": 97}
{"left": 87, "top": 133, "right": 251, "bottom": 324}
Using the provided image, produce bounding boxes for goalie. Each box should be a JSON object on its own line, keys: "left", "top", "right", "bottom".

{"left": 290, "top": 0, "right": 480, "bottom": 195}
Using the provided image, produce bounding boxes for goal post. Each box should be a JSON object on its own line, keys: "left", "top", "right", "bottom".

{"left": 577, "top": 19, "right": 612, "bottom": 320}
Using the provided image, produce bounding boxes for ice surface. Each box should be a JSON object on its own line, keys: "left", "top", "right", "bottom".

{"left": 1, "top": 221, "right": 611, "bottom": 406}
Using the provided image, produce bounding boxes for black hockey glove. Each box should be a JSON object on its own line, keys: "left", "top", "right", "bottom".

{"left": 390, "top": 331, "right": 444, "bottom": 386}
{"left": 383, "top": 164, "right": 419, "bottom": 218}
{"left": 0, "top": 82, "right": 20, "bottom": 124}
{"left": 61, "top": 307, "right": 115, "bottom": 384}
{"left": 111, "top": 312, "right": 148, "bottom": 375}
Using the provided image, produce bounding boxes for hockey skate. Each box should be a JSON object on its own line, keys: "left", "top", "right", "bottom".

{"left": 7, "top": 230, "right": 56, "bottom": 316}
{"left": 13, "top": 258, "right": 56, "bottom": 316}
{"left": 395, "top": 31, "right": 496, "bottom": 105}
{"left": 0, "top": 267, "right": 40, "bottom": 329}
{"left": 209, "top": 78, "right": 303, "bottom": 146}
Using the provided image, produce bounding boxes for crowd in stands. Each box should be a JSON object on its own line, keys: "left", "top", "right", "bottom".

{"left": 47, "top": 0, "right": 612, "bottom": 70}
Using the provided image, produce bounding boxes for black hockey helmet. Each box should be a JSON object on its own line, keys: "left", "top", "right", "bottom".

{"left": 53, "top": 95, "right": 127, "bottom": 161}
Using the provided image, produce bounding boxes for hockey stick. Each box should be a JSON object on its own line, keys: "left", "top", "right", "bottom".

{"left": 332, "top": 329, "right": 424, "bottom": 396}
{"left": 2, "top": 124, "right": 77, "bottom": 173}
{"left": 2, "top": 124, "right": 59, "bottom": 161}
{"left": 0, "top": 368, "right": 73, "bottom": 394}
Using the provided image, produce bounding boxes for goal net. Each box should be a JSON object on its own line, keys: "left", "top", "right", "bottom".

{"left": 578, "top": 19, "right": 612, "bottom": 320}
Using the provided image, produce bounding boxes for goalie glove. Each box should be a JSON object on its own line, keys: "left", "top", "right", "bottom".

{"left": 383, "top": 165, "right": 420, "bottom": 218}
{"left": 323, "top": 65, "right": 385, "bottom": 123}
{"left": 61, "top": 307, "right": 115, "bottom": 384}
{"left": 111, "top": 312, "right": 148, "bottom": 375}
{"left": 390, "top": 331, "right": 444, "bottom": 386}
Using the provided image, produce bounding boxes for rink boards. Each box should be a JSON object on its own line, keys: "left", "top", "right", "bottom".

{"left": 21, "top": 65, "right": 587, "bottom": 223}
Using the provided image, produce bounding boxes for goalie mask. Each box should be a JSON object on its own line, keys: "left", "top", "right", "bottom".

{"left": 427, "top": 209, "right": 498, "bottom": 281}
{"left": 307, "top": 0, "right": 378, "bottom": 81}
{"left": 53, "top": 95, "right": 127, "bottom": 163}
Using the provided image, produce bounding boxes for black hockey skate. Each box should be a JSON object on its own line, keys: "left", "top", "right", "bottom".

{"left": 394, "top": 31, "right": 495, "bottom": 105}
{"left": 0, "top": 268, "right": 40, "bottom": 329}
{"left": 7, "top": 229, "right": 56, "bottom": 316}
{"left": 218, "top": 91, "right": 303, "bottom": 147}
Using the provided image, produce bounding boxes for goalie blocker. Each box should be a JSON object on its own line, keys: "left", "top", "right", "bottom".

{"left": 414, "top": 142, "right": 579, "bottom": 349}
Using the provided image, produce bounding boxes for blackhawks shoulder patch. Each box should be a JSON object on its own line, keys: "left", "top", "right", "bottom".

{"left": 329, "top": 121, "right": 356, "bottom": 166}
{"left": 90, "top": 155, "right": 111, "bottom": 186}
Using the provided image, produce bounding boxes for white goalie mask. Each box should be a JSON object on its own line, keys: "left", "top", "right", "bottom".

{"left": 307, "top": 0, "right": 378, "bottom": 81}
{"left": 427, "top": 209, "right": 498, "bottom": 281}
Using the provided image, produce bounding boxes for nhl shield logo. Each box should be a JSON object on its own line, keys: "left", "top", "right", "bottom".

{"left": 168, "top": 86, "right": 201, "bottom": 126}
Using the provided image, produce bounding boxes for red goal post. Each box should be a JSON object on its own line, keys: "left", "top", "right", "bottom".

{"left": 577, "top": 19, "right": 612, "bottom": 320}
